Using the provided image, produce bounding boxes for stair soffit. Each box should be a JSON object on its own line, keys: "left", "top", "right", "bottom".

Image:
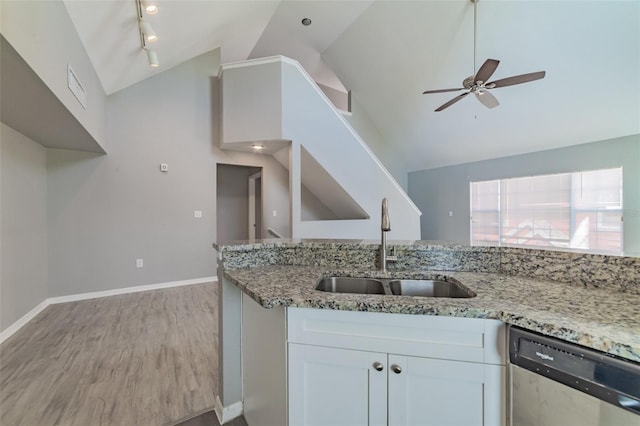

{"left": 218, "top": 56, "right": 421, "bottom": 217}
{"left": 300, "top": 146, "right": 369, "bottom": 221}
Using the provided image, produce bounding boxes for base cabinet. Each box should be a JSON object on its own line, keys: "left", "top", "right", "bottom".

{"left": 289, "top": 344, "right": 503, "bottom": 426}
{"left": 287, "top": 308, "right": 507, "bottom": 426}
{"left": 288, "top": 344, "right": 387, "bottom": 426}
{"left": 388, "top": 355, "right": 504, "bottom": 426}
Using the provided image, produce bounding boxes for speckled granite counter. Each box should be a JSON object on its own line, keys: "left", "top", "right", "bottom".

{"left": 214, "top": 239, "right": 640, "bottom": 362}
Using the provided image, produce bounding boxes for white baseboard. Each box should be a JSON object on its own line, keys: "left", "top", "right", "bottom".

{"left": 214, "top": 396, "right": 243, "bottom": 425}
{"left": 0, "top": 300, "right": 50, "bottom": 344}
{"left": 47, "top": 276, "right": 217, "bottom": 304}
{"left": 0, "top": 276, "right": 217, "bottom": 345}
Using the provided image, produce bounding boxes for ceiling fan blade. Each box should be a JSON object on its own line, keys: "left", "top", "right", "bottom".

{"left": 474, "top": 59, "right": 500, "bottom": 84}
{"left": 488, "top": 71, "right": 546, "bottom": 88}
{"left": 475, "top": 90, "right": 499, "bottom": 109}
{"left": 422, "top": 88, "right": 465, "bottom": 94}
{"left": 435, "top": 92, "right": 470, "bottom": 112}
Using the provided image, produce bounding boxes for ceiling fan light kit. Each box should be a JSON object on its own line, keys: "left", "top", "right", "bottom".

{"left": 422, "top": 0, "right": 546, "bottom": 111}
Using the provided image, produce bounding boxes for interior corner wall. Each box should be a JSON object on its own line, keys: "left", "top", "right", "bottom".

{"left": 255, "top": 157, "right": 291, "bottom": 239}
{"left": 0, "top": 123, "right": 48, "bottom": 332}
{"left": 0, "top": 0, "right": 107, "bottom": 149}
{"left": 408, "top": 135, "right": 640, "bottom": 256}
{"left": 301, "top": 185, "right": 339, "bottom": 221}
{"left": 345, "top": 96, "right": 407, "bottom": 190}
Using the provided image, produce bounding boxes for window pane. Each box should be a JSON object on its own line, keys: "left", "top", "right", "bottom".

{"left": 571, "top": 168, "right": 623, "bottom": 253}
{"left": 470, "top": 167, "right": 623, "bottom": 255}
{"left": 501, "top": 173, "right": 571, "bottom": 249}
{"left": 470, "top": 180, "right": 499, "bottom": 246}
{"left": 572, "top": 168, "right": 622, "bottom": 209}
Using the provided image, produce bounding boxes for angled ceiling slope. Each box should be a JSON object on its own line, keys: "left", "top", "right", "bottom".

{"left": 63, "top": 0, "right": 282, "bottom": 94}
{"left": 323, "top": 0, "right": 640, "bottom": 171}
{"left": 62, "top": 0, "right": 639, "bottom": 172}
{"left": 249, "top": 0, "right": 374, "bottom": 92}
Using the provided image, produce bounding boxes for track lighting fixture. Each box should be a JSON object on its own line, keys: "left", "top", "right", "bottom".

{"left": 141, "top": 0, "right": 158, "bottom": 15}
{"left": 135, "top": 0, "right": 160, "bottom": 67}
{"left": 146, "top": 49, "right": 160, "bottom": 67}
{"left": 139, "top": 20, "right": 158, "bottom": 43}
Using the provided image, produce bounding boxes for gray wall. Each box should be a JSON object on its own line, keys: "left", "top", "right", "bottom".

{"left": 408, "top": 135, "right": 640, "bottom": 256}
{"left": 1, "top": 47, "right": 292, "bottom": 328}
{"left": 1, "top": 123, "right": 48, "bottom": 330}
{"left": 47, "top": 51, "right": 218, "bottom": 296}
{"left": 46, "top": 49, "right": 291, "bottom": 298}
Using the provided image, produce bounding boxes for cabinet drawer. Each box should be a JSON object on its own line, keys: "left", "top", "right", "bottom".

{"left": 287, "top": 307, "right": 506, "bottom": 365}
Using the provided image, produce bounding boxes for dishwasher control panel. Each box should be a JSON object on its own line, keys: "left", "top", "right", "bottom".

{"left": 509, "top": 326, "right": 640, "bottom": 416}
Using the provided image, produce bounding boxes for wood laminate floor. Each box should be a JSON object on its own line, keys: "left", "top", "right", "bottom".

{"left": 0, "top": 283, "right": 219, "bottom": 426}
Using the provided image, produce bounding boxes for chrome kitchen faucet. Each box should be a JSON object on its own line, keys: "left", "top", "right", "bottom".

{"left": 380, "top": 198, "right": 397, "bottom": 272}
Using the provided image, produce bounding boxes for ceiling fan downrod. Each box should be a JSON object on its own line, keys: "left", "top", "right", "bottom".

{"left": 420, "top": 0, "right": 546, "bottom": 112}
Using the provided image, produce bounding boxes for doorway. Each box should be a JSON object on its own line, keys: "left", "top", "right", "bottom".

{"left": 216, "top": 164, "right": 262, "bottom": 243}
{"left": 248, "top": 172, "right": 262, "bottom": 240}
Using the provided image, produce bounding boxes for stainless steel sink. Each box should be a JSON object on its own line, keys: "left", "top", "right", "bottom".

{"left": 315, "top": 276, "right": 475, "bottom": 298}
{"left": 315, "top": 277, "right": 386, "bottom": 295}
{"left": 389, "top": 279, "right": 474, "bottom": 298}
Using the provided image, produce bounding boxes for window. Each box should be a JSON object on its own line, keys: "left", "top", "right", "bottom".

{"left": 470, "top": 167, "right": 623, "bottom": 255}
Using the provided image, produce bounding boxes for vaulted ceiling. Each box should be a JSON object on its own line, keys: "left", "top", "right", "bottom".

{"left": 63, "top": 0, "right": 640, "bottom": 173}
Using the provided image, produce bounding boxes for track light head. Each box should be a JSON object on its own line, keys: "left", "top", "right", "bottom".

{"left": 146, "top": 49, "right": 159, "bottom": 67}
{"left": 138, "top": 20, "right": 157, "bottom": 43}
{"left": 141, "top": 0, "right": 158, "bottom": 15}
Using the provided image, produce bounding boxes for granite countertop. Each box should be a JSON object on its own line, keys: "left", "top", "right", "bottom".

{"left": 222, "top": 265, "right": 640, "bottom": 362}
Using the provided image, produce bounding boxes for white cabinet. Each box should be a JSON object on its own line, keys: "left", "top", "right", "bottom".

{"left": 287, "top": 308, "right": 507, "bottom": 426}
{"left": 388, "top": 355, "right": 504, "bottom": 426}
{"left": 288, "top": 344, "right": 387, "bottom": 426}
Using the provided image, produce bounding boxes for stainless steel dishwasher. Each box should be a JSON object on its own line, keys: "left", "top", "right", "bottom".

{"left": 509, "top": 326, "right": 640, "bottom": 426}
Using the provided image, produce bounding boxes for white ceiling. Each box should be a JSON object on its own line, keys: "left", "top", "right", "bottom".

{"left": 64, "top": 0, "right": 640, "bottom": 173}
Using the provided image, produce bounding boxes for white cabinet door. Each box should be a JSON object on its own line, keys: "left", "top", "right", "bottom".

{"left": 288, "top": 343, "right": 387, "bottom": 426}
{"left": 388, "top": 355, "right": 505, "bottom": 426}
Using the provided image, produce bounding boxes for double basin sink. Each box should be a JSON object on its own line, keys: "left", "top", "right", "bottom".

{"left": 315, "top": 276, "right": 475, "bottom": 298}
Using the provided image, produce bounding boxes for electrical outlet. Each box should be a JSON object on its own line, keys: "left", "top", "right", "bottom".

{"left": 194, "top": 210, "right": 203, "bottom": 218}
{"left": 136, "top": 258, "right": 144, "bottom": 268}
